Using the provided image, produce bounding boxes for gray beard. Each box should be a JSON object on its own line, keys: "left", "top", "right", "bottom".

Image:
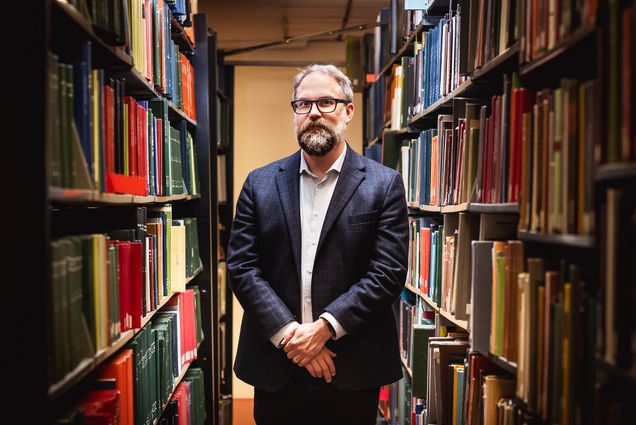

{"left": 296, "top": 121, "right": 344, "bottom": 157}
{"left": 298, "top": 126, "right": 336, "bottom": 156}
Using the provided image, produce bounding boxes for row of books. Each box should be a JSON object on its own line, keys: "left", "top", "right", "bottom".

{"left": 394, "top": 324, "right": 526, "bottom": 425}
{"left": 406, "top": 213, "right": 517, "bottom": 321}
{"left": 127, "top": 0, "right": 196, "bottom": 112}
{"left": 53, "top": 287, "right": 203, "bottom": 425}
{"left": 399, "top": 291, "right": 435, "bottom": 371}
{"left": 389, "top": 316, "right": 529, "bottom": 425}
{"left": 518, "top": 0, "right": 599, "bottom": 63}
{"left": 48, "top": 52, "right": 200, "bottom": 195}
{"left": 70, "top": 0, "right": 195, "bottom": 109}
{"left": 49, "top": 207, "right": 202, "bottom": 383}
{"left": 392, "top": 75, "right": 597, "bottom": 237}
{"left": 367, "top": 0, "right": 635, "bottom": 169}
{"left": 409, "top": 6, "right": 467, "bottom": 120}
{"left": 471, "top": 239, "right": 596, "bottom": 424}
{"left": 402, "top": 236, "right": 610, "bottom": 425}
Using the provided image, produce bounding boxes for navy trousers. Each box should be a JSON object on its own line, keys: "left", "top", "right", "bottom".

{"left": 253, "top": 366, "right": 380, "bottom": 425}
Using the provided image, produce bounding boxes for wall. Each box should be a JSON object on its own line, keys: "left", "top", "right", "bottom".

{"left": 232, "top": 65, "right": 363, "bottom": 398}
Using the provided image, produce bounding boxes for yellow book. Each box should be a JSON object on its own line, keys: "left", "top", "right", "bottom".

{"left": 577, "top": 83, "right": 586, "bottom": 235}
{"left": 491, "top": 242, "right": 507, "bottom": 356}
{"left": 171, "top": 223, "right": 186, "bottom": 293}
{"left": 452, "top": 364, "right": 462, "bottom": 425}
{"left": 536, "top": 285, "right": 545, "bottom": 416}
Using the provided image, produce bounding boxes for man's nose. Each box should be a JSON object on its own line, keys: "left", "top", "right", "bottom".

{"left": 308, "top": 102, "right": 322, "bottom": 118}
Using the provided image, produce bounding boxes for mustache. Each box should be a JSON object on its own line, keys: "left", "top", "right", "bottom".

{"left": 300, "top": 120, "right": 332, "bottom": 133}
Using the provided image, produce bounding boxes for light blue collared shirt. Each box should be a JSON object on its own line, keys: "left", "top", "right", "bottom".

{"left": 270, "top": 144, "right": 348, "bottom": 347}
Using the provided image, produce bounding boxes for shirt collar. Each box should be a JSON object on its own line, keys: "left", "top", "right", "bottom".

{"left": 299, "top": 143, "right": 348, "bottom": 177}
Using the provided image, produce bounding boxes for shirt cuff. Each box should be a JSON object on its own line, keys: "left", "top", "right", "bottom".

{"left": 269, "top": 321, "right": 299, "bottom": 348}
{"left": 319, "top": 313, "right": 347, "bottom": 340}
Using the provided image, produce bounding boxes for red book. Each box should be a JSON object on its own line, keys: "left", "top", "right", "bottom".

{"left": 106, "top": 173, "right": 147, "bottom": 195}
{"left": 190, "top": 61, "right": 196, "bottom": 120}
{"left": 138, "top": 104, "right": 148, "bottom": 187}
{"left": 508, "top": 88, "right": 519, "bottom": 202}
{"left": 129, "top": 241, "right": 143, "bottom": 328}
{"left": 116, "top": 241, "right": 132, "bottom": 332}
{"left": 104, "top": 85, "right": 115, "bottom": 174}
{"left": 125, "top": 96, "right": 137, "bottom": 177}
{"left": 482, "top": 116, "right": 491, "bottom": 204}
{"left": 185, "top": 289, "right": 198, "bottom": 361}
{"left": 77, "top": 389, "right": 120, "bottom": 425}
{"left": 97, "top": 349, "right": 134, "bottom": 425}
{"left": 454, "top": 120, "right": 465, "bottom": 203}
{"left": 466, "top": 353, "right": 506, "bottom": 423}
{"left": 172, "top": 382, "right": 190, "bottom": 425}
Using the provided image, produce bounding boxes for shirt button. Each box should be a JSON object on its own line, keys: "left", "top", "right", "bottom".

{"left": 305, "top": 298, "right": 310, "bottom": 304}
{"left": 307, "top": 270, "right": 312, "bottom": 275}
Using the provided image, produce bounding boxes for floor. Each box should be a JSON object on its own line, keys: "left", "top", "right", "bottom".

{"left": 233, "top": 398, "right": 256, "bottom": 425}
{"left": 232, "top": 398, "right": 385, "bottom": 424}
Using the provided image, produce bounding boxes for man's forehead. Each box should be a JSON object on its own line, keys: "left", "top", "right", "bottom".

{"left": 296, "top": 73, "right": 340, "bottom": 93}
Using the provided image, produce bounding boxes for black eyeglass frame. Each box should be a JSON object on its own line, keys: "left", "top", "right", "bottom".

{"left": 290, "top": 98, "right": 351, "bottom": 114}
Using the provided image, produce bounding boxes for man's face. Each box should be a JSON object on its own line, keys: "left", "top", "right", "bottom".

{"left": 293, "top": 72, "right": 354, "bottom": 156}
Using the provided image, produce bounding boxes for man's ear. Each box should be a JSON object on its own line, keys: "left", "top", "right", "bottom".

{"left": 345, "top": 102, "right": 354, "bottom": 123}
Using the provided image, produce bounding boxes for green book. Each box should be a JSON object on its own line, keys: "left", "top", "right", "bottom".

{"left": 49, "top": 53, "right": 62, "bottom": 187}
{"left": 192, "top": 286, "right": 203, "bottom": 347}
{"left": 148, "top": 327, "right": 160, "bottom": 423}
{"left": 151, "top": 321, "right": 172, "bottom": 406}
{"left": 67, "top": 236, "right": 85, "bottom": 369}
{"left": 170, "top": 126, "right": 185, "bottom": 194}
{"left": 50, "top": 240, "right": 65, "bottom": 382}
{"left": 185, "top": 368, "right": 207, "bottom": 424}
{"left": 107, "top": 240, "right": 120, "bottom": 342}
{"left": 129, "top": 327, "right": 146, "bottom": 425}
{"left": 381, "top": 129, "right": 402, "bottom": 169}
{"left": 149, "top": 98, "right": 171, "bottom": 195}
{"left": 411, "top": 324, "right": 435, "bottom": 398}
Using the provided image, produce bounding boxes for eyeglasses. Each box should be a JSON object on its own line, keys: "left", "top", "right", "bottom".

{"left": 290, "top": 98, "right": 350, "bottom": 114}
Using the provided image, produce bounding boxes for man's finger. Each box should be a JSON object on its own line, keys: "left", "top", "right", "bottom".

{"left": 306, "top": 363, "right": 317, "bottom": 378}
{"left": 280, "top": 335, "right": 292, "bottom": 347}
{"left": 316, "top": 356, "right": 332, "bottom": 383}
{"left": 297, "top": 354, "right": 311, "bottom": 367}
{"left": 326, "top": 348, "right": 337, "bottom": 358}
{"left": 324, "top": 355, "right": 336, "bottom": 376}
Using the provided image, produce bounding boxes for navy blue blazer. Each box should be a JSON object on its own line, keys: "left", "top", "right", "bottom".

{"left": 227, "top": 146, "right": 409, "bottom": 392}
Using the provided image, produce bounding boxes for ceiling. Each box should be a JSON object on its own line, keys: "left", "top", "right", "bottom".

{"left": 197, "top": 0, "right": 390, "bottom": 59}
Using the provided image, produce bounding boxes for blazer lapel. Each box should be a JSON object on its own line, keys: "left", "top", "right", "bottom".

{"left": 317, "top": 148, "right": 366, "bottom": 254}
{"left": 275, "top": 152, "right": 302, "bottom": 283}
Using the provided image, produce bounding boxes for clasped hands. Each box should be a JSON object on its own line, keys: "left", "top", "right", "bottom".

{"left": 280, "top": 318, "right": 337, "bottom": 383}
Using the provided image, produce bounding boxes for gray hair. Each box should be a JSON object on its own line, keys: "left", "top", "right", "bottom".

{"left": 292, "top": 64, "right": 354, "bottom": 102}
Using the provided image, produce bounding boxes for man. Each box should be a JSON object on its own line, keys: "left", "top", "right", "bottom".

{"left": 227, "top": 64, "right": 408, "bottom": 425}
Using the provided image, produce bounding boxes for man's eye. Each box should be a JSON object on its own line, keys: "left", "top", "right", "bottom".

{"left": 318, "top": 99, "right": 334, "bottom": 107}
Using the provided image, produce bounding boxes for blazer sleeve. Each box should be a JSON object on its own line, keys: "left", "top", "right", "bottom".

{"left": 322, "top": 171, "right": 409, "bottom": 334}
{"left": 226, "top": 172, "right": 296, "bottom": 340}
